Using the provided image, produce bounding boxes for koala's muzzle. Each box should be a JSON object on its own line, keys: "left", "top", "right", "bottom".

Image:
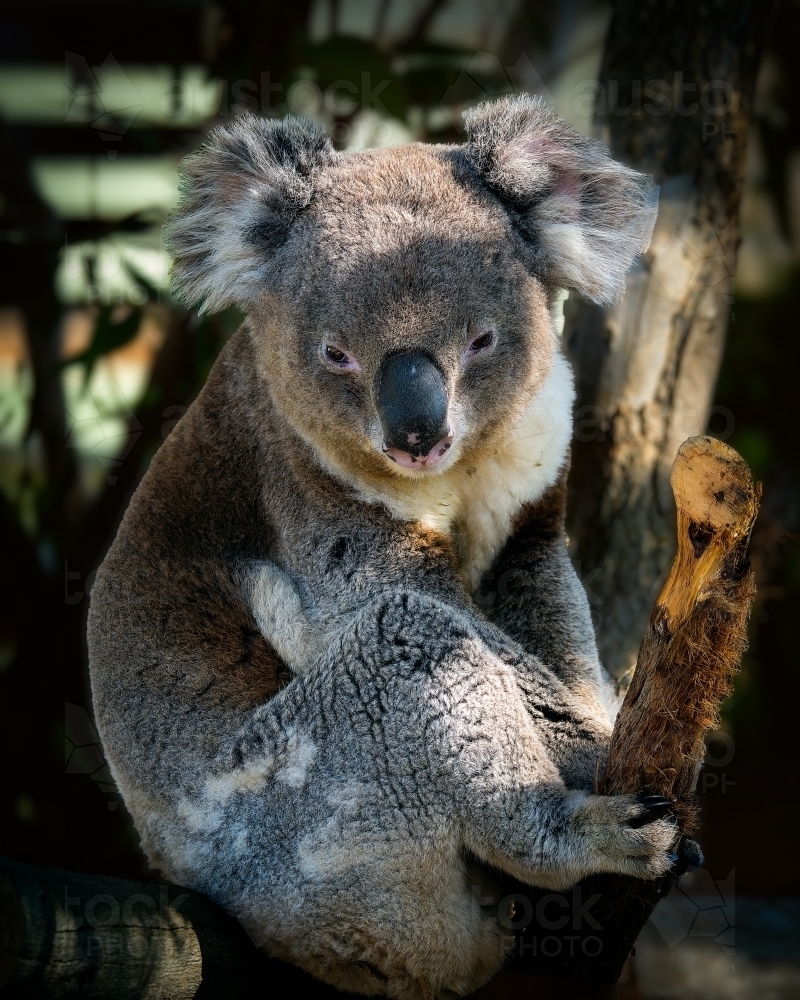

{"left": 376, "top": 351, "right": 453, "bottom": 469}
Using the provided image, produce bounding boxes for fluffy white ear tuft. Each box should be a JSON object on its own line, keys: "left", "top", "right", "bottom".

{"left": 164, "top": 114, "right": 335, "bottom": 313}
{"left": 463, "top": 94, "right": 657, "bottom": 306}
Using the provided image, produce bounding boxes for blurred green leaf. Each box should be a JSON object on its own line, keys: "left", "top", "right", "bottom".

{"left": 61, "top": 306, "right": 143, "bottom": 378}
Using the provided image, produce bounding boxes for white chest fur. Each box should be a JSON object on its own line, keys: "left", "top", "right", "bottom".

{"left": 365, "top": 356, "right": 575, "bottom": 592}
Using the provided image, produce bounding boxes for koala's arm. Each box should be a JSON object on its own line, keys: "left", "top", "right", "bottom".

{"left": 482, "top": 474, "right": 622, "bottom": 721}
{"left": 244, "top": 561, "right": 323, "bottom": 675}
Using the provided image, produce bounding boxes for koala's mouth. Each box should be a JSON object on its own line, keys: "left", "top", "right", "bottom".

{"left": 382, "top": 431, "right": 454, "bottom": 471}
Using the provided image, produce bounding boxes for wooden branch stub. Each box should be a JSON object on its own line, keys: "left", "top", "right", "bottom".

{"left": 660, "top": 436, "right": 759, "bottom": 628}
{"left": 599, "top": 435, "right": 760, "bottom": 831}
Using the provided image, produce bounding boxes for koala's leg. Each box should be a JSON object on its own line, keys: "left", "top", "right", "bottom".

{"left": 154, "top": 591, "right": 675, "bottom": 997}
{"left": 154, "top": 592, "right": 528, "bottom": 998}
{"left": 482, "top": 475, "right": 622, "bottom": 723}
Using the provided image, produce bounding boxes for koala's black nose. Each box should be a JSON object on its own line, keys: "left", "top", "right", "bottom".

{"left": 376, "top": 350, "right": 452, "bottom": 468}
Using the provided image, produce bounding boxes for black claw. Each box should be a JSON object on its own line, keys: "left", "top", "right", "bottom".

{"left": 676, "top": 838, "right": 705, "bottom": 872}
{"left": 629, "top": 794, "right": 674, "bottom": 828}
{"left": 637, "top": 795, "right": 672, "bottom": 809}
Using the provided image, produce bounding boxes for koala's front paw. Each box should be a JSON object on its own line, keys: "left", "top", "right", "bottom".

{"left": 573, "top": 793, "right": 680, "bottom": 882}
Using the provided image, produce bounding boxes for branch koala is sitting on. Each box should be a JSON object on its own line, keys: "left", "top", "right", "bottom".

{"left": 88, "top": 95, "right": 676, "bottom": 998}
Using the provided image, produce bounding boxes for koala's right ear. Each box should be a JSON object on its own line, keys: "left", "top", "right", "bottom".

{"left": 463, "top": 95, "right": 657, "bottom": 306}
{"left": 164, "top": 114, "right": 335, "bottom": 313}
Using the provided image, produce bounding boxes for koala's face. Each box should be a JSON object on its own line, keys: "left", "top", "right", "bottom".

{"left": 165, "top": 97, "right": 656, "bottom": 484}
{"left": 259, "top": 144, "right": 556, "bottom": 480}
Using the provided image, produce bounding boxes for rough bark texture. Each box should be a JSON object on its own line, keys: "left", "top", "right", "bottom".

{"left": 0, "top": 857, "right": 342, "bottom": 1000}
{"left": 565, "top": 0, "right": 773, "bottom": 678}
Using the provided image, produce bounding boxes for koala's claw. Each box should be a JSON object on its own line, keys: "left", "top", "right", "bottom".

{"left": 650, "top": 838, "right": 705, "bottom": 899}
{"left": 674, "top": 837, "right": 704, "bottom": 873}
{"left": 636, "top": 794, "right": 672, "bottom": 809}
{"left": 629, "top": 794, "right": 674, "bottom": 828}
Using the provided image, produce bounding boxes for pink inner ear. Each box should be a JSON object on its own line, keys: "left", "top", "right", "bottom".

{"left": 552, "top": 171, "right": 582, "bottom": 204}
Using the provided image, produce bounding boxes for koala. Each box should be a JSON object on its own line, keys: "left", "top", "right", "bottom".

{"left": 87, "top": 95, "right": 673, "bottom": 999}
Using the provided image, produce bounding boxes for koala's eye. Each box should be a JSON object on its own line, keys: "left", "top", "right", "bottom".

{"left": 320, "top": 343, "right": 361, "bottom": 373}
{"left": 465, "top": 329, "right": 497, "bottom": 357}
{"left": 325, "top": 346, "right": 347, "bottom": 363}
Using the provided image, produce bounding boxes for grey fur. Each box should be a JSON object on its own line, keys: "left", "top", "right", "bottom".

{"left": 464, "top": 94, "right": 658, "bottom": 304}
{"left": 88, "top": 96, "right": 668, "bottom": 999}
{"left": 163, "top": 114, "right": 335, "bottom": 313}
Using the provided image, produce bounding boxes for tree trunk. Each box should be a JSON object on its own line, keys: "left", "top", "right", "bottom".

{"left": 565, "top": 0, "right": 773, "bottom": 679}
{"left": 0, "top": 857, "right": 342, "bottom": 1000}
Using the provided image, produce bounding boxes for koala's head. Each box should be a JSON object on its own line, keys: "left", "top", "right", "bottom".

{"left": 165, "top": 96, "right": 656, "bottom": 484}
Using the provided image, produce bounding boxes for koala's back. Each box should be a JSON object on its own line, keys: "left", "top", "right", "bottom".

{"left": 87, "top": 328, "right": 289, "bottom": 802}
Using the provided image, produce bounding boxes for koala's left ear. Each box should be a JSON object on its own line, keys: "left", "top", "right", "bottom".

{"left": 164, "top": 114, "right": 335, "bottom": 313}
{"left": 463, "top": 94, "right": 657, "bottom": 306}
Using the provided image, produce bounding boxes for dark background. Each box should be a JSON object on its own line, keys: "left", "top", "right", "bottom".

{"left": 1, "top": 0, "right": 798, "bottom": 994}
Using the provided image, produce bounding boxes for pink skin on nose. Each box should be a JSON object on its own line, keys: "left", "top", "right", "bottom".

{"left": 382, "top": 432, "right": 454, "bottom": 470}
